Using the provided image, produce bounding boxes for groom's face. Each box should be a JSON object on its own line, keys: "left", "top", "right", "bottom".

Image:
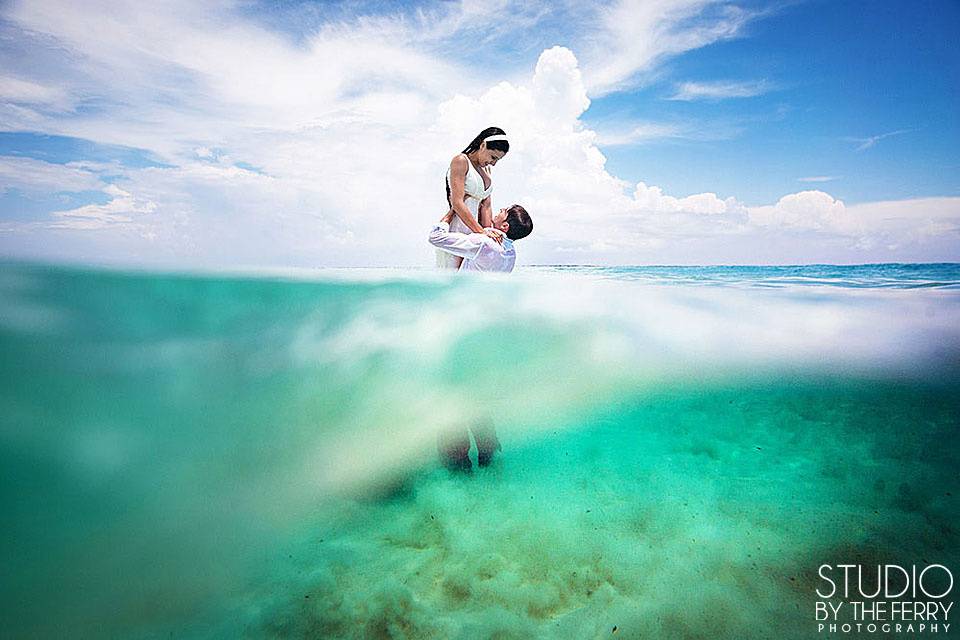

{"left": 492, "top": 207, "right": 509, "bottom": 232}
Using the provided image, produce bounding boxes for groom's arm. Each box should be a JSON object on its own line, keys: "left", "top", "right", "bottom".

{"left": 429, "top": 220, "right": 490, "bottom": 260}
{"left": 438, "top": 208, "right": 505, "bottom": 242}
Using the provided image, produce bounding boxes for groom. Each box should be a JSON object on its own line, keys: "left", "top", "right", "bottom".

{"left": 428, "top": 204, "right": 532, "bottom": 273}
{"left": 427, "top": 203, "right": 533, "bottom": 471}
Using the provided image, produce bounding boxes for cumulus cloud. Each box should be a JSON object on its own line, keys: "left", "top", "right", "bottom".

{"left": 430, "top": 48, "right": 751, "bottom": 261}
{"left": 532, "top": 47, "right": 591, "bottom": 127}
{"left": 747, "top": 192, "right": 960, "bottom": 257}
{"left": 748, "top": 190, "right": 848, "bottom": 232}
{"left": 632, "top": 182, "right": 741, "bottom": 215}
{"left": 843, "top": 197, "right": 960, "bottom": 249}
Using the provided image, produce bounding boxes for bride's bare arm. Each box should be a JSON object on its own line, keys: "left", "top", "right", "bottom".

{"left": 478, "top": 196, "right": 492, "bottom": 228}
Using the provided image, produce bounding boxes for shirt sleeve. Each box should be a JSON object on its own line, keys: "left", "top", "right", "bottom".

{"left": 428, "top": 222, "right": 486, "bottom": 260}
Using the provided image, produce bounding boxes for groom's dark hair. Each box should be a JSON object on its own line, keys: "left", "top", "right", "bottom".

{"left": 505, "top": 204, "right": 532, "bottom": 240}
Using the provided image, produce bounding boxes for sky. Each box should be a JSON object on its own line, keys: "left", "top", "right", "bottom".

{"left": 0, "top": 0, "right": 958, "bottom": 268}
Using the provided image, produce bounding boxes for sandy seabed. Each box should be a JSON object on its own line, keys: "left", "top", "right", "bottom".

{"left": 241, "top": 379, "right": 958, "bottom": 640}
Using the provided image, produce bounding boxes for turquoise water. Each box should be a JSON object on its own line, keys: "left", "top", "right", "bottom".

{"left": 1, "top": 262, "right": 958, "bottom": 638}
{"left": 532, "top": 263, "right": 960, "bottom": 288}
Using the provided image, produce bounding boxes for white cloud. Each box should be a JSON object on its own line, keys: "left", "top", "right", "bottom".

{"left": 594, "top": 122, "right": 687, "bottom": 146}
{"left": 593, "top": 116, "right": 746, "bottom": 146}
{"left": 749, "top": 190, "right": 848, "bottom": 232}
{"left": 797, "top": 176, "right": 839, "bottom": 183}
{"left": 632, "top": 182, "right": 740, "bottom": 215}
{"left": 2, "top": 0, "right": 468, "bottom": 156}
{"left": 532, "top": 47, "right": 591, "bottom": 128}
{"left": 844, "top": 197, "right": 960, "bottom": 248}
{"left": 748, "top": 192, "right": 960, "bottom": 254}
{"left": 50, "top": 184, "right": 156, "bottom": 230}
{"left": 845, "top": 129, "right": 912, "bottom": 151}
{"left": 0, "top": 75, "right": 70, "bottom": 108}
{"left": 583, "top": 0, "right": 757, "bottom": 95}
{"left": 0, "top": 156, "right": 103, "bottom": 193}
{"left": 669, "top": 79, "right": 770, "bottom": 101}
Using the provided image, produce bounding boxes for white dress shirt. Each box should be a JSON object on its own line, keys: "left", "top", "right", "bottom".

{"left": 429, "top": 221, "right": 516, "bottom": 273}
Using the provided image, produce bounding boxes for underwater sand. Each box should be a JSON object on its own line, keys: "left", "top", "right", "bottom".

{"left": 244, "top": 378, "right": 957, "bottom": 639}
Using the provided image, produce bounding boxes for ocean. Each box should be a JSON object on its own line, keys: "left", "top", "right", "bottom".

{"left": 1, "top": 262, "right": 958, "bottom": 639}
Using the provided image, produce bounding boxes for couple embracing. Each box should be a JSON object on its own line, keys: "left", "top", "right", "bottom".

{"left": 427, "top": 127, "right": 533, "bottom": 472}
{"left": 428, "top": 127, "right": 533, "bottom": 273}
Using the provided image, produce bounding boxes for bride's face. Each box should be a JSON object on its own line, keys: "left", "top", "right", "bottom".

{"left": 479, "top": 144, "right": 506, "bottom": 167}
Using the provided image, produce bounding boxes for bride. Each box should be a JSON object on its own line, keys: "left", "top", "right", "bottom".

{"left": 438, "top": 126, "right": 510, "bottom": 269}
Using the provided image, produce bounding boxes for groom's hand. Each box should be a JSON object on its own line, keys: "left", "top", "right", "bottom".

{"left": 483, "top": 228, "right": 505, "bottom": 244}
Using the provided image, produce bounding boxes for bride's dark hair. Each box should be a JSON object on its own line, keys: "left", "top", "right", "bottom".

{"left": 462, "top": 127, "right": 509, "bottom": 154}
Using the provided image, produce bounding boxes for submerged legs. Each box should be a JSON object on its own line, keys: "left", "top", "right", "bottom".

{"left": 472, "top": 421, "right": 501, "bottom": 468}
{"left": 437, "top": 421, "right": 502, "bottom": 472}
{"left": 438, "top": 428, "right": 472, "bottom": 473}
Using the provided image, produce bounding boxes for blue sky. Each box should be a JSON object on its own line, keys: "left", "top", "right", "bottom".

{"left": 0, "top": 0, "right": 957, "bottom": 266}
{"left": 588, "top": 0, "right": 960, "bottom": 205}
